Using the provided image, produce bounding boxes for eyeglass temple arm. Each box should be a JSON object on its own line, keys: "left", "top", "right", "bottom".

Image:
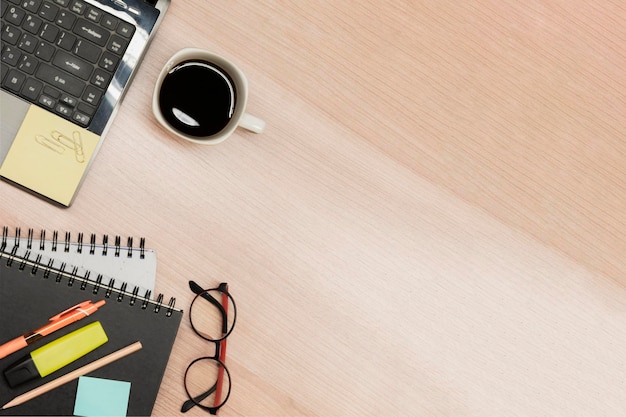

{"left": 181, "top": 383, "right": 218, "bottom": 413}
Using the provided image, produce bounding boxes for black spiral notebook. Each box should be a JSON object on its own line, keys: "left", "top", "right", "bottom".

{"left": 0, "top": 232, "right": 182, "bottom": 416}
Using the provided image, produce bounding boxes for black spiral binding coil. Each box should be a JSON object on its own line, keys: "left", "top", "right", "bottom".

{"left": 5, "top": 226, "right": 146, "bottom": 259}
{"left": 1, "top": 227, "right": 176, "bottom": 317}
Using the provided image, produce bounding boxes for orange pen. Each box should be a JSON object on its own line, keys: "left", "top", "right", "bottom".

{"left": 0, "top": 300, "right": 105, "bottom": 360}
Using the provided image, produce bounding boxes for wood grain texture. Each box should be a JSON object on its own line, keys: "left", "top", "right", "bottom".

{"left": 1, "top": 1, "right": 625, "bottom": 415}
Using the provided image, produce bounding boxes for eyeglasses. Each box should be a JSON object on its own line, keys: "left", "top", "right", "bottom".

{"left": 181, "top": 281, "right": 236, "bottom": 414}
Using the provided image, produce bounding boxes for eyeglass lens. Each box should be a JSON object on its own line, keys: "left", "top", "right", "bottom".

{"left": 184, "top": 356, "right": 231, "bottom": 411}
{"left": 189, "top": 288, "right": 236, "bottom": 342}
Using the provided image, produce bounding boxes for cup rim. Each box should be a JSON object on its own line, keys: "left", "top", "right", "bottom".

{"left": 152, "top": 48, "right": 250, "bottom": 145}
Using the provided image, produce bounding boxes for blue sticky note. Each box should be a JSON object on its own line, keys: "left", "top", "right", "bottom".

{"left": 74, "top": 376, "right": 131, "bottom": 417}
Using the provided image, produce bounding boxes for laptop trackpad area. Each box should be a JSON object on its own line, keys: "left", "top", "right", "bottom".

{"left": 0, "top": 92, "right": 29, "bottom": 163}
{"left": 0, "top": 94, "right": 101, "bottom": 206}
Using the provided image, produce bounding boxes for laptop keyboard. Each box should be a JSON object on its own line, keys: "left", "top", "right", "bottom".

{"left": 1, "top": 0, "right": 135, "bottom": 127}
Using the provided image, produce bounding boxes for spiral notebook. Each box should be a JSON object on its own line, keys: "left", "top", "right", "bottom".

{"left": 2, "top": 227, "right": 156, "bottom": 297}
{"left": 0, "top": 238, "right": 182, "bottom": 415}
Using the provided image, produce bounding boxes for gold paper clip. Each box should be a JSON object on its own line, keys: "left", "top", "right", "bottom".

{"left": 51, "top": 130, "right": 75, "bottom": 149}
{"left": 72, "top": 131, "right": 85, "bottom": 163}
{"left": 49, "top": 130, "right": 85, "bottom": 163}
{"left": 35, "top": 135, "right": 65, "bottom": 154}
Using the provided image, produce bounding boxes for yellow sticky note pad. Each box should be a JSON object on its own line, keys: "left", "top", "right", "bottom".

{"left": 0, "top": 105, "right": 100, "bottom": 206}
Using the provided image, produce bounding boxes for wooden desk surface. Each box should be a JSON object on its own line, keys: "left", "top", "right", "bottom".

{"left": 1, "top": 1, "right": 625, "bottom": 415}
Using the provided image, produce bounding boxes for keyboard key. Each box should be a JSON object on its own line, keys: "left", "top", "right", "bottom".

{"left": 77, "top": 100, "right": 94, "bottom": 115}
{"left": 106, "top": 34, "right": 127, "bottom": 55}
{"left": 1, "top": 45, "right": 22, "bottom": 66}
{"left": 18, "top": 32, "right": 38, "bottom": 53}
{"left": 73, "top": 18, "right": 109, "bottom": 46}
{"left": 98, "top": 51, "right": 118, "bottom": 71}
{"left": 39, "top": 22, "right": 59, "bottom": 42}
{"left": 74, "top": 38, "right": 100, "bottom": 62}
{"left": 90, "top": 67, "right": 110, "bottom": 88}
{"left": 101, "top": 14, "right": 118, "bottom": 30}
{"left": 2, "top": 25, "right": 22, "bottom": 45}
{"left": 55, "top": 101, "right": 72, "bottom": 116}
{"left": 39, "top": 1, "right": 60, "bottom": 21}
{"left": 69, "top": 0, "right": 86, "bottom": 14}
{"left": 3, "top": 69, "right": 26, "bottom": 92}
{"left": 21, "top": 77, "right": 43, "bottom": 100}
{"left": 85, "top": 7, "right": 101, "bottom": 23}
{"left": 56, "top": 30, "right": 76, "bottom": 50}
{"left": 18, "top": 54, "right": 38, "bottom": 73}
{"left": 43, "top": 85, "right": 60, "bottom": 98}
{"left": 72, "top": 111, "right": 90, "bottom": 126}
{"left": 83, "top": 84, "right": 101, "bottom": 105}
{"left": 39, "top": 94, "right": 56, "bottom": 108}
{"left": 36, "top": 62, "right": 85, "bottom": 96}
{"left": 34, "top": 40, "right": 54, "bottom": 60}
{"left": 5, "top": 6, "right": 26, "bottom": 25}
{"left": 53, "top": 49, "right": 92, "bottom": 79}
{"left": 23, "top": 14, "right": 43, "bottom": 34}
{"left": 22, "top": 0, "right": 42, "bottom": 13}
{"left": 116, "top": 21, "right": 134, "bottom": 38}
{"left": 55, "top": 10, "right": 75, "bottom": 30}
{"left": 59, "top": 93, "right": 76, "bottom": 106}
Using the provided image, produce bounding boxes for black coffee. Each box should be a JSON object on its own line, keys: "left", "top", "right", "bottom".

{"left": 158, "top": 60, "right": 236, "bottom": 137}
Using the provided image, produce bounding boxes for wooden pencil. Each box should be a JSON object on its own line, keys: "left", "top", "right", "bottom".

{"left": 2, "top": 341, "right": 142, "bottom": 410}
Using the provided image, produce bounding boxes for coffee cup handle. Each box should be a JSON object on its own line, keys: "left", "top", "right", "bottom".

{"left": 239, "top": 113, "right": 266, "bottom": 134}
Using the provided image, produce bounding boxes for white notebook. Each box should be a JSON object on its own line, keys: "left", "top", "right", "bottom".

{"left": 1, "top": 227, "right": 156, "bottom": 298}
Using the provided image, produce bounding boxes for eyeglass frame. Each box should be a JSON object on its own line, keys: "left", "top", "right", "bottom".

{"left": 181, "top": 281, "right": 237, "bottom": 414}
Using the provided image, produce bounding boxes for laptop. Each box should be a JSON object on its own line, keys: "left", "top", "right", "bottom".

{"left": 0, "top": 0, "right": 169, "bottom": 206}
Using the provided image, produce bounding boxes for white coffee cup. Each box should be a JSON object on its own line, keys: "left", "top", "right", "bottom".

{"left": 152, "top": 48, "right": 265, "bottom": 144}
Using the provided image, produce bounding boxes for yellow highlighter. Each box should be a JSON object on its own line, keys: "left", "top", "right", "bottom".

{"left": 3, "top": 321, "right": 108, "bottom": 388}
